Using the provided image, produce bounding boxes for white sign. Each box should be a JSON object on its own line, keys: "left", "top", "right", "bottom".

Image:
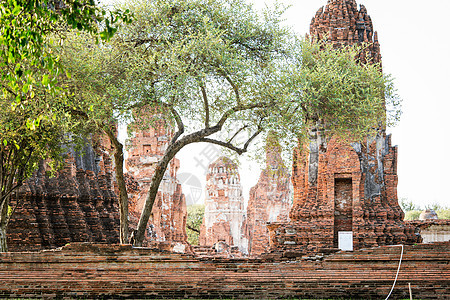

{"left": 338, "top": 231, "right": 353, "bottom": 251}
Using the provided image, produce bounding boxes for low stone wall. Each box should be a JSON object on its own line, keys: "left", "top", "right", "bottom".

{"left": 0, "top": 242, "right": 448, "bottom": 299}
{"left": 408, "top": 219, "right": 450, "bottom": 243}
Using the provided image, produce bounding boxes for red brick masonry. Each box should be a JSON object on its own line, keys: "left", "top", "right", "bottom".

{"left": 0, "top": 242, "right": 448, "bottom": 299}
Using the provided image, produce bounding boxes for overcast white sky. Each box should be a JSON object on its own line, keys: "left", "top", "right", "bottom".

{"left": 110, "top": 0, "right": 450, "bottom": 209}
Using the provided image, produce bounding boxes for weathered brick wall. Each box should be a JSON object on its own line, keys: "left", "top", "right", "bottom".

{"left": 408, "top": 220, "right": 450, "bottom": 243}
{"left": 7, "top": 138, "right": 120, "bottom": 252}
{"left": 0, "top": 242, "right": 448, "bottom": 299}
{"left": 271, "top": 136, "right": 418, "bottom": 254}
{"left": 246, "top": 135, "right": 291, "bottom": 256}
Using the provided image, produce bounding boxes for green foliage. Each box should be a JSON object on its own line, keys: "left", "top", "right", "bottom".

{"left": 0, "top": 0, "right": 131, "bottom": 251}
{"left": 274, "top": 39, "right": 399, "bottom": 144}
{"left": 0, "top": 0, "right": 132, "bottom": 185}
{"left": 425, "top": 202, "right": 448, "bottom": 212}
{"left": 437, "top": 209, "right": 450, "bottom": 220}
{"left": 7, "top": 206, "right": 13, "bottom": 217}
{"left": 110, "top": 0, "right": 396, "bottom": 152}
{"left": 404, "top": 210, "right": 421, "bottom": 221}
{"left": 399, "top": 198, "right": 420, "bottom": 212}
{"left": 186, "top": 204, "right": 204, "bottom": 245}
{"left": 0, "top": 0, "right": 132, "bottom": 98}
{"left": 427, "top": 203, "right": 450, "bottom": 220}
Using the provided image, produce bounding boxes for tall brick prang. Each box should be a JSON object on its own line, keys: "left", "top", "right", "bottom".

{"left": 126, "top": 120, "right": 188, "bottom": 248}
{"left": 268, "top": 0, "right": 420, "bottom": 255}
{"left": 309, "top": 0, "right": 381, "bottom": 64}
{"left": 246, "top": 134, "right": 292, "bottom": 256}
{"left": 199, "top": 156, "right": 248, "bottom": 254}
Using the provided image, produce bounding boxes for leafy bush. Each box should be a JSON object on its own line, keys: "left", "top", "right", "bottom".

{"left": 404, "top": 210, "right": 421, "bottom": 220}
{"left": 437, "top": 209, "right": 450, "bottom": 220}
{"left": 186, "top": 204, "right": 205, "bottom": 245}
{"left": 399, "top": 198, "right": 420, "bottom": 212}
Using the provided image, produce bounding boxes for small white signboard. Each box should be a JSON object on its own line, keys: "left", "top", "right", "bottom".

{"left": 338, "top": 231, "right": 353, "bottom": 251}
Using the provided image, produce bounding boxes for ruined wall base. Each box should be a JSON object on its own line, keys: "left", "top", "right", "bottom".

{"left": 267, "top": 219, "right": 420, "bottom": 255}
{"left": 0, "top": 242, "right": 448, "bottom": 299}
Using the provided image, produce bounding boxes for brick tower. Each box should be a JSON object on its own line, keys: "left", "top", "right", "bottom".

{"left": 268, "top": 0, "right": 420, "bottom": 254}
{"left": 199, "top": 156, "right": 248, "bottom": 254}
{"left": 126, "top": 118, "right": 188, "bottom": 247}
{"left": 246, "top": 133, "right": 292, "bottom": 256}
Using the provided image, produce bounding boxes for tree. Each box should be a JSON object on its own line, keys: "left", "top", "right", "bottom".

{"left": 114, "top": 0, "right": 397, "bottom": 247}
{"left": 399, "top": 198, "right": 420, "bottom": 212}
{"left": 0, "top": 0, "right": 130, "bottom": 252}
{"left": 59, "top": 0, "right": 398, "bottom": 247}
{"left": 53, "top": 30, "right": 134, "bottom": 244}
{"left": 186, "top": 204, "right": 205, "bottom": 245}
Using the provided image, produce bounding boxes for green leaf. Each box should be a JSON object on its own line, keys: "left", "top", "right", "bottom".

{"left": 22, "top": 84, "right": 29, "bottom": 93}
{"left": 12, "top": 5, "right": 21, "bottom": 16}
{"left": 42, "top": 74, "right": 49, "bottom": 86}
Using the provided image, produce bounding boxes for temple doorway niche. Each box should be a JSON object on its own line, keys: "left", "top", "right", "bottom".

{"left": 333, "top": 178, "right": 353, "bottom": 250}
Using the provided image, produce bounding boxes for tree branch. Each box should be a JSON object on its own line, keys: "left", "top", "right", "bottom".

{"left": 199, "top": 126, "right": 262, "bottom": 155}
{"left": 227, "top": 125, "right": 249, "bottom": 143}
{"left": 165, "top": 104, "right": 184, "bottom": 145}
{"left": 218, "top": 69, "right": 240, "bottom": 105}
{"left": 214, "top": 102, "right": 269, "bottom": 130}
{"left": 186, "top": 224, "right": 200, "bottom": 234}
{"left": 1, "top": 83, "right": 17, "bottom": 97}
{"left": 200, "top": 83, "right": 209, "bottom": 128}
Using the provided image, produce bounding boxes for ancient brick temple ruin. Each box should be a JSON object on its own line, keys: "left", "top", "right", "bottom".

{"left": 199, "top": 156, "right": 248, "bottom": 254}
{"left": 268, "top": 0, "right": 420, "bottom": 254}
{"left": 309, "top": 0, "right": 381, "bottom": 64}
{"left": 7, "top": 136, "right": 120, "bottom": 251}
{"left": 126, "top": 122, "right": 188, "bottom": 248}
{"left": 245, "top": 134, "right": 292, "bottom": 256}
{"left": 6, "top": 117, "right": 189, "bottom": 251}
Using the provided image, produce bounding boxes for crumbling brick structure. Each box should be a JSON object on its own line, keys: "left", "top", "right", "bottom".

{"left": 408, "top": 219, "right": 450, "bottom": 244}
{"left": 246, "top": 134, "right": 291, "bottom": 256}
{"left": 7, "top": 137, "right": 120, "bottom": 251}
{"left": 199, "top": 156, "right": 248, "bottom": 254}
{"left": 309, "top": 0, "right": 381, "bottom": 64}
{"left": 7, "top": 116, "right": 189, "bottom": 252}
{"left": 0, "top": 241, "right": 448, "bottom": 299}
{"left": 126, "top": 122, "right": 188, "bottom": 247}
{"left": 268, "top": 0, "right": 419, "bottom": 254}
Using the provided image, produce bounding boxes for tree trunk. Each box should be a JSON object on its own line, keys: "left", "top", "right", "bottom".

{"left": 131, "top": 124, "right": 236, "bottom": 246}
{"left": 0, "top": 200, "right": 8, "bottom": 252}
{"left": 105, "top": 128, "right": 129, "bottom": 244}
{"left": 133, "top": 146, "right": 179, "bottom": 247}
{"left": 0, "top": 225, "right": 7, "bottom": 253}
{"left": 114, "top": 143, "right": 129, "bottom": 244}
{"left": 133, "top": 158, "right": 170, "bottom": 247}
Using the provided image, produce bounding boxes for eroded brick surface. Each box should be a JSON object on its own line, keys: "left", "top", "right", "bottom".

{"left": 268, "top": 0, "right": 420, "bottom": 254}
{"left": 7, "top": 137, "right": 120, "bottom": 251}
{"left": 246, "top": 135, "right": 291, "bottom": 256}
{"left": 0, "top": 242, "right": 448, "bottom": 299}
